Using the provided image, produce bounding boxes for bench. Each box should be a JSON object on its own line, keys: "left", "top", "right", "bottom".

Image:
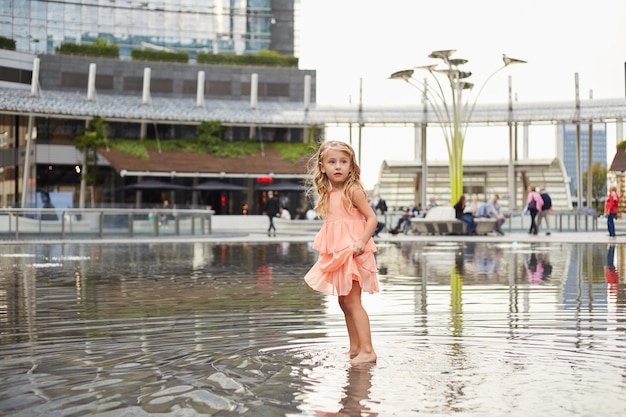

{"left": 410, "top": 206, "right": 498, "bottom": 235}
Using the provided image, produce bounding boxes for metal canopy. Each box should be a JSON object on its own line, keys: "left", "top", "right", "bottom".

{"left": 192, "top": 180, "right": 247, "bottom": 191}
{"left": 256, "top": 181, "right": 307, "bottom": 192}
{"left": 119, "top": 179, "right": 190, "bottom": 191}
{"left": 1, "top": 88, "right": 625, "bottom": 127}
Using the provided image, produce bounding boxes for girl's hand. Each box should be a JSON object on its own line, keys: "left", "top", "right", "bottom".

{"left": 352, "top": 239, "right": 366, "bottom": 257}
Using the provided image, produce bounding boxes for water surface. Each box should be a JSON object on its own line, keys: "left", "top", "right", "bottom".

{"left": 0, "top": 241, "right": 624, "bottom": 416}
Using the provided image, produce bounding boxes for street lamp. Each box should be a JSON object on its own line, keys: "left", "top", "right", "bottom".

{"left": 390, "top": 50, "right": 526, "bottom": 205}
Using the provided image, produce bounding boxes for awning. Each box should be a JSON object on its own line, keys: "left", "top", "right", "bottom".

{"left": 119, "top": 179, "right": 191, "bottom": 191}
{"left": 192, "top": 180, "right": 247, "bottom": 191}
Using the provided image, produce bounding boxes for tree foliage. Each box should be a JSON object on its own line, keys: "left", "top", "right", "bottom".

{"left": 76, "top": 117, "right": 108, "bottom": 183}
{"left": 582, "top": 161, "right": 607, "bottom": 210}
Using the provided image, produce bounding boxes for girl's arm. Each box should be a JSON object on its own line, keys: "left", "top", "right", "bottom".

{"left": 351, "top": 189, "right": 377, "bottom": 256}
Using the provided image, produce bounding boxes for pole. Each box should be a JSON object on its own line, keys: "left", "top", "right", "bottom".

{"left": 587, "top": 122, "right": 593, "bottom": 212}
{"left": 357, "top": 78, "right": 363, "bottom": 166}
{"left": 450, "top": 67, "right": 463, "bottom": 204}
{"left": 20, "top": 115, "right": 35, "bottom": 208}
{"left": 575, "top": 73, "right": 583, "bottom": 227}
{"left": 586, "top": 90, "right": 593, "bottom": 212}
{"left": 421, "top": 78, "right": 428, "bottom": 208}
{"left": 507, "top": 76, "right": 516, "bottom": 211}
{"left": 79, "top": 120, "right": 88, "bottom": 209}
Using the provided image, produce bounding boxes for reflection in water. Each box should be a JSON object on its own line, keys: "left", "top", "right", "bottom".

{"left": 523, "top": 252, "right": 553, "bottom": 283}
{"left": 606, "top": 244, "right": 619, "bottom": 289}
{"left": 0, "top": 241, "right": 625, "bottom": 416}
{"left": 313, "top": 363, "right": 377, "bottom": 417}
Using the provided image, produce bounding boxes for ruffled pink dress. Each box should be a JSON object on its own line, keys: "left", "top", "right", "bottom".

{"left": 304, "top": 191, "right": 379, "bottom": 296}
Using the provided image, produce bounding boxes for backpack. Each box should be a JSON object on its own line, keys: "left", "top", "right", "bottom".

{"left": 541, "top": 193, "right": 552, "bottom": 211}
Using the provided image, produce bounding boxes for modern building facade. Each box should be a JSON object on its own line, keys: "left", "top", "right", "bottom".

{"left": 0, "top": 50, "right": 316, "bottom": 214}
{"left": 0, "top": 0, "right": 316, "bottom": 215}
{"left": 0, "top": 0, "right": 297, "bottom": 58}
{"left": 557, "top": 123, "right": 607, "bottom": 198}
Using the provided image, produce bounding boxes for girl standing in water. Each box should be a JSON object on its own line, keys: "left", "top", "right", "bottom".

{"left": 304, "top": 141, "right": 379, "bottom": 365}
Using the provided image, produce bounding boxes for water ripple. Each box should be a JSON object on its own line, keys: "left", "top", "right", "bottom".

{"left": 0, "top": 241, "right": 624, "bottom": 416}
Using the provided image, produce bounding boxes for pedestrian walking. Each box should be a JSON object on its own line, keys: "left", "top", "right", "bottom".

{"left": 263, "top": 191, "right": 280, "bottom": 236}
{"left": 605, "top": 185, "right": 620, "bottom": 239}
{"left": 526, "top": 186, "right": 543, "bottom": 235}
{"left": 537, "top": 188, "right": 552, "bottom": 235}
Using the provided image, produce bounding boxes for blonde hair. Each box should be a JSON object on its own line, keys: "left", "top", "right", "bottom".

{"left": 306, "top": 140, "right": 365, "bottom": 218}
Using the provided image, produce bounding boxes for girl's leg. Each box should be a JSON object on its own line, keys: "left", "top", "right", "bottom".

{"left": 339, "top": 294, "right": 359, "bottom": 355}
{"left": 339, "top": 281, "right": 377, "bottom": 365}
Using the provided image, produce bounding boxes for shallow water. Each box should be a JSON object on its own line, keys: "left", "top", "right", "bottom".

{"left": 0, "top": 241, "right": 624, "bottom": 416}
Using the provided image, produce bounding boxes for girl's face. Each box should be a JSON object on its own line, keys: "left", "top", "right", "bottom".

{"left": 320, "top": 148, "right": 352, "bottom": 188}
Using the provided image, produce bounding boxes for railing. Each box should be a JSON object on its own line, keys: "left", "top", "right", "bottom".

{"left": 505, "top": 209, "right": 599, "bottom": 233}
{"left": 0, "top": 207, "right": 601, "bottom": 241}
{"left": 381, "top": 209, "right": 599, "bottom": 234}
{"left": 0, "top": 208, "right": 213, "bottom": 241}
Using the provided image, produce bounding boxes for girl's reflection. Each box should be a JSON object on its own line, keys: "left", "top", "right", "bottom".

{"left": 315, "top": 364, "right": 378, "bottom": 417}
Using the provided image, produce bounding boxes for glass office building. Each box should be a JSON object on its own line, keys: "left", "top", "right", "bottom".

{"left": 557, "top": 123, "right": 607, "bottom": 197}
{"left": 0, "top": 0, "right": 296, "bottom": 58}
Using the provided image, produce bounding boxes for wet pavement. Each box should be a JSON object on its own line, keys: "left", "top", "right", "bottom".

{"left": 0, "top": 236, "right": 625, "bottom": 416}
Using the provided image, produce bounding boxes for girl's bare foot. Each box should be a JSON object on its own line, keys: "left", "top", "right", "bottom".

{"left": 344, "top": 347, "right": 359, "bottom": 356}
{"left": 349, "top": 351, "right": 377, "bottom": 365}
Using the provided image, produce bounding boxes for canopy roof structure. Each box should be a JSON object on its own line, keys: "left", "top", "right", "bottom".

{"left": 1, "top": 88, "right": 625, "bottom": 127}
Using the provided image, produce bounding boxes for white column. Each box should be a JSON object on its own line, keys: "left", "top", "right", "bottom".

{"left": 87, "top": 63, "right": 96, "bottom": 101}
{"left": 303, "top": 74, "right": 311, "bottom": 111}
{"left": 142, "top": 67, "right": 151, "bottom": 105}
{"left": 30, "top": 58, "right": 40, "bottom": 97}
{"left": 196, "top": 71, "right": 205, "bottom": 108}
{"left": 250, "top": 73, "right": 258, "bottom": 110}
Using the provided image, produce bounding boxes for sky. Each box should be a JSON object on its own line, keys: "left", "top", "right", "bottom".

{"left": 296, "top": 0, "right": 626, "bottom": 188}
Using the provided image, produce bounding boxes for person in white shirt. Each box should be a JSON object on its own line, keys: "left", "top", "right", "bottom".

{"left": 279, "top": 207, "right": 291, "bottom": 220}
{"left": 486, "top": 193, "right": 506, "bottom": 235}
{"left": 305, "top": 208, "right": 317, "bottom": 220}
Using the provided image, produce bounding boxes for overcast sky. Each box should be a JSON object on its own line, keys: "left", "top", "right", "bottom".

{"left": 297, "top": 0, "right": 626, "bottom": 188}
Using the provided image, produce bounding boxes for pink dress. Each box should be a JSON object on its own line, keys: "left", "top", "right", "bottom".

{"left": 304, "top": 191, "right": 379, "bottom": 296}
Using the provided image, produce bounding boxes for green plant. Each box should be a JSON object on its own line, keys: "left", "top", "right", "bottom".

{"left": 107, "top": 120, "right": 318, "bottom": 162}
{"left": 108, "top": 139, "right": 150, "bottom": 159}
{"left": 131, "top": 49, "right": 189, "bottom": 63}
{"left": 58, "top": 39, "right": 119, "bottom": 58}
{"left": 197, "top": 49, "right": 298, "bottom": 68}
{"left": 0, "top": 36, "right": 16, "bottom": 51}
{"left": 76, "top": 117, "right": 108, "bottom": 183}
{"left": 270, "top": 142, "right": 316, "bottom": 163}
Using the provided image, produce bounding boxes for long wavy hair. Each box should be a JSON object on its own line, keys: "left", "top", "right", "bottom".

{"left": 306, "top": 140, "right": 365, "bottom": 218}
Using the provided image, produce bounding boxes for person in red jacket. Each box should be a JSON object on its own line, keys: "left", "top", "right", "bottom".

{"left": 605, "top": 244, "right": 619, "bottom": 292}
{"left": 604, "top": 186, "right": 620, "bottom": 238}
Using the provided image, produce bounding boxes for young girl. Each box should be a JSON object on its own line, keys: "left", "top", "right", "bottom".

{"left": 304, "top": 140, "right": 379, "bottom": 365}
